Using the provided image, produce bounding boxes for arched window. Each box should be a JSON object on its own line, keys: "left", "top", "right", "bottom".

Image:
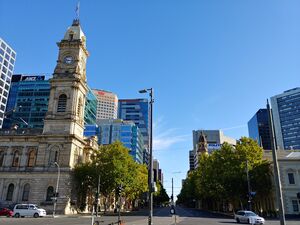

{"left": 46, "top": 186, "right": 54, "bottom": 201}
{"left": 27, "top": 150, "right": 36, "bottom": 167}
{"left": 6, "top": 183, "right": 14, "bottom": 201}
{"left": 57, "top": 94, "right": 67, "bottom": 112}
{"left": 0, "top": 151, "right": 4, "bottom": 167}
{"left": 22, "top": 183, "right": 30, "bottom": 201}
{"left": 12, "top": 151, "right": 20, "bottom": 167}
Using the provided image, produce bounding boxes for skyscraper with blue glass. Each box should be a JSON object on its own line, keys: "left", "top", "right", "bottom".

{"left": 248, "top": 109, "right": 271, "bottom": 150}
{"left": 3, "top": 74, "right": 49, "bottom": 129}
{"left": 118, "top": 99, "right": 149, "bottom": 147}
{"left": 271, "top": 88, "right": 300, "bottom": 150}
{"left": 84, "top": 119, "right": 144, "bottom": 164}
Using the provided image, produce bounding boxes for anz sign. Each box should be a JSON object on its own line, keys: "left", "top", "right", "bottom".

{"left": 207, "top": 143, "right": 222, "bottom": 150}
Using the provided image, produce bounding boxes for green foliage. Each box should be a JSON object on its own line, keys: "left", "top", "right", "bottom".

{"left": 177, "top": 137, "right": 273, "bottom": 210}
{"left": 153, "top": 181, "right": 170, "bottom": 206}
{"left": 73, "top": 141, "right": 148, "bottom": 210}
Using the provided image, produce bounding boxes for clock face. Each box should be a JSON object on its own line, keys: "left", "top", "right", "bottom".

{"left": 63, "top": 56, "right": 74, "bottom": 64}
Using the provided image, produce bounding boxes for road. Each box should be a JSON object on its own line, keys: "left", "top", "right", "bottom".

{"left": 0, "top": 206, "right": 299, "bottom": 225}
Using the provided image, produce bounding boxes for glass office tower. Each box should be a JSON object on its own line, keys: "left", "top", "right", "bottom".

{"left": 118, "top": 99, "right": 149, "bottom": 147}
{"left": 248, "top": 109, "right": 271, "bottom": 150}
{"left": 271, "top": 88, "right": 300, "bottom": 150}
{"left": 84, "top": 119, "right": 144, "bottom": 164}
{"left": 3, "top": 75, "right": 49, "bottom": 129}
{"left": 0, "top": 38, "right": 16, "bottom": 128}
{"left": 84, "top": 87, "right": 97, "bottom": 125}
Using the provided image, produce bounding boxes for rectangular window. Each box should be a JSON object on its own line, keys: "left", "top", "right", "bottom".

{"left": 0, "top": 49, "right": 4, "bottom": 56}
{"left": 288, "top": 173, "right": 295, "bottom": 184}
{"left": 292, "top": 200, "right": 299, "bottom": 212}
{"left": 1, "top": 42, "right": 6, "bottom": 49}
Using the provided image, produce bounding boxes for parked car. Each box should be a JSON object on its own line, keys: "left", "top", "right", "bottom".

{"left": 0, "top": 207, "right": 13, "bottom": 217}
{"left": 234, "top": 210, "right": 265, "bottom": 224}
{"left": 13, "top": 204, "right": 46, "bottom": 218}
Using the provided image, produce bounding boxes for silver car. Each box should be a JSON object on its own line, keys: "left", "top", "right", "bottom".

{"left": 234, "top": 210, "right": 265, "bottom": 224}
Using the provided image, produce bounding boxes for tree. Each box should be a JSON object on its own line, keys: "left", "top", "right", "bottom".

{"left": 177, "top": 137, "right": 273, "bottom": 212}
{"left": 74, "top": 141, "right": 148, "bottom": 212}
{"left": 153, "top": 181, "right": 170, "bottom": 206}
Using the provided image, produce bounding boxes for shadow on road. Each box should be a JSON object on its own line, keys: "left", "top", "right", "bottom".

{"left": 218, "top": 221, "right": 237, "bottom": 224}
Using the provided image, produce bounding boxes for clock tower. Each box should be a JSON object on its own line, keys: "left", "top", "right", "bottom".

{"left": 43, "top": 19, "right": 89, "bottom": 137}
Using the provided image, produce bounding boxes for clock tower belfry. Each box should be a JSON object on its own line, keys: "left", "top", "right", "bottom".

{"left": 43, "top": 19, "right": 89, "bottom": 136}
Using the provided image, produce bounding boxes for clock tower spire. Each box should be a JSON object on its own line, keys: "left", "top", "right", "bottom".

{"left": 43, "top": 19, "right": 89, "bottom": 137}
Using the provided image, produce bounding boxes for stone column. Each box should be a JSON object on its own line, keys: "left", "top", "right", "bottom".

{"left": 0, "top": 179, "right": 4, "bottom": 201}
{"left": 14, "top": 178, "right": 21, "bottom": 203}
{"left": 4, "top": 146, "right": 12, "bottom": 167}
{"left": 20, "top": 146, "right": 27, "bottom": 167}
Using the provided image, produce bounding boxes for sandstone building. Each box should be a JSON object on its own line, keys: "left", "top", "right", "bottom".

{"left": 0, "top": 19, "right": 98, "bottom": 214}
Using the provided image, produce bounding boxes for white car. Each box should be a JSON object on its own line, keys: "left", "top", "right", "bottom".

{"left": 235, "top": 210, "right": 265, "bottom": 224}
{"left": 13, "top": 204, "right": 46, "bottom": 218}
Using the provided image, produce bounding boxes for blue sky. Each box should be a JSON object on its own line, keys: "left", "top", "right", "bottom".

{"left": 1, "top": 0, "right": 300, "bottom": 197}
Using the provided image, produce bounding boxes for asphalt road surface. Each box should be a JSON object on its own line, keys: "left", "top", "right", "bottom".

{"left": 0, "top": 206, "right": 299, "bottom": 225}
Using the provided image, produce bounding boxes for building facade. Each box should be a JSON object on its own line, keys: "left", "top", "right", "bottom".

{"left": 3, "top": 75, "right": 49, "bottom": 129}
{"left": 271, "top": 88, "right": 300, "bottom": 150}
{"left": 84, "top": 87, "right": 97, "bottom": 125}
{"left": 0, "top": 19, "right": 98, "bottom": 213}
{"left": 118, "top": 99, "right": 149, "bottom": 147}
{"left": 3, "top": 75, "right": 96, "bottom": 129}
{"left": 248, "top": 109, "right": 272, "bottom": 150}
{"left": 0, "top": 38, "right": 16, "bottom": 128}
{"left": 192, "top": 130, "right": 236, "bottom": 153}
{"left": 263, "top": 150, "right": 300, "bottom": 215}
{"left": 93, "top": 89, "right": 118, "bottom": 120}
{"left": 190, "top": 130, "right": 236, "bottom": 170}
{"left": 84, "top": 119, "right": 144, "bottom": 164}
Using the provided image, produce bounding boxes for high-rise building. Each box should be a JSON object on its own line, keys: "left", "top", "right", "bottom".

{"left": 118, "top": 99, "right": 149, "bottom": 147}
{"left": 3, "top": 74, "right": 49, "bottom": 129}
{"left": 153, "top": 159, "right": 159, "bottom": 182}
{"left": 93, "top": 89, "right": 118, "bottom": 120}
{"left": 84, "top": 119, "right": 144, "bottom": 164}
{"left": 248, "top": 109, "right": 271, "bottom": 150}
{"left": 271, "top": 88, "right": 300, "bottom": 150}
{"left": 192, "top": 129, "right": 236, "bottom": 153}
{"left": 191, "top": 129, "right": 236, "bottom": 169}
{"left": 3, "top": 74, "right": 96, "bottom": 129}
{"left": 85, "top": 87, "right": 97, "bottom": 125}
{"left": 189, "top": 150, "right": 195, "bottom": 171}
{"left": 0, "top": 38, "right": 16, "bottom": 128}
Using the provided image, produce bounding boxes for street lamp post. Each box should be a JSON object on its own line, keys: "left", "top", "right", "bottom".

{"left": 139, "top": 88, "right": 154, "bottom": 225}
{"left": 267, "top": 100, "right": 286, "bottom": 225}
{"left": 53, "top": 162, "right": 60, "bottom": 218}
{"left": 246, "top": 160, "right": 252, "bottom": 211}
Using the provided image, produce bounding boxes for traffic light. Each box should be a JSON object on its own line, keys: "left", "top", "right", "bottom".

{"left": 116, "top": 185, "right": 123, "bottom": 196}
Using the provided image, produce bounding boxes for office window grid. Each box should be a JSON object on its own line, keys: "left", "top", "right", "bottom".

{"left": 0, "top": 38, "right": 16, "bottom": 128}
{"left": 277, "top": 92, "right": 300, "bottom": 149}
